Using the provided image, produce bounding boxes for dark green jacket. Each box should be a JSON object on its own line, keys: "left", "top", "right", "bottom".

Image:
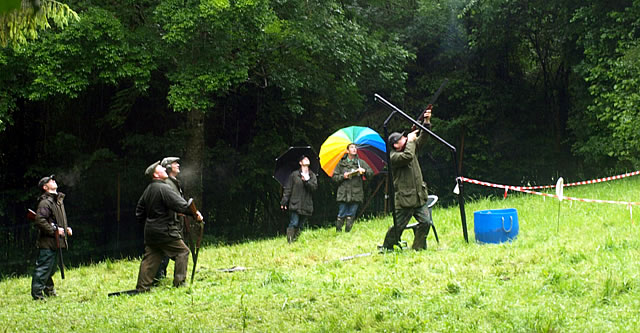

{"left": 165, "top": 176, "right": 185, "bottom": 224}
{"left": 390, "top": 126, "right": 429, "bottom": 209}
{"left": 136, "top": 179, "right": 192, "bottom": 244}
{"left": 34, "top": 192, "right": 69, "bottom": 250}
{"left": 332, "top": 155, "right": 373, "bottom": 203}
{"left": 280, "top": 169, "right": 318, "bottom": 216}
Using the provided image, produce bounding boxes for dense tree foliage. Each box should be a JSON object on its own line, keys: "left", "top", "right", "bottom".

{"left": 1, "top": 0, "right": 639, "bottom": 276}
{"left": 0, "top": 0, "right": 79, "bottom": 48}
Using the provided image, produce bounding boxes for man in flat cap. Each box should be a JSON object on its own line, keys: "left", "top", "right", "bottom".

{"left": 31, "top": 175, "right": 73, "bottom": 300}
{"left": 154, "top": 157, "right": 186, "bottom": 282}
{"left": 381, "top": 107, "right": 434, "bottom": 251}
{"left": 135, "top": 161, "right": 203, "bottom": 291}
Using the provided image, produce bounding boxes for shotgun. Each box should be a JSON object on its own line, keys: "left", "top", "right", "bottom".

{"left": 188, "top": 201, "right": 205, "bottom": 284}
{"left": 411, "top": 78, "right": 449, "bottom": 131}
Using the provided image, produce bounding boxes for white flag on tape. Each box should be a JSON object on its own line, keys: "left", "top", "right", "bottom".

{"left": 555, "top": 177, "right": 564, "bottom": 202}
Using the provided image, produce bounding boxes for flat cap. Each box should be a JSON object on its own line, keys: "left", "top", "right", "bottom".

{"left": 38, "top": 174, "right": 55, "bottom": 189}
{"left": 388, "top": 132, "right": 404, "bottom": 145}
{"left": 144, "top": 160, "right": 161, "bottom": 178}
{"left": 161, "top": 157, "right": 180, "bottom": 168}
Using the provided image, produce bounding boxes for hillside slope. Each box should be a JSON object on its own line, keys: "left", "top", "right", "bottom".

{"left": 2, "top": 177, "right": 640, "bottom": 332}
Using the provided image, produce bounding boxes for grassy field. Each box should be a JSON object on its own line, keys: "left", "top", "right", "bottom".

{"left": 2, "top": 177, "right": 640, "bottom": 332}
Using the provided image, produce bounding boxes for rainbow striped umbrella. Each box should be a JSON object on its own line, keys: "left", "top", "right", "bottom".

{"left": 319, "top": 126, "right": 387, "bottom": 177}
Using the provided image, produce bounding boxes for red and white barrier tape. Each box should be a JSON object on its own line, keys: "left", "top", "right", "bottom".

{"left": 459, "top": 176, "right": 640, "bottom": 224}
{"left": 519, "top": 170, "right": 640, "bottom": 190}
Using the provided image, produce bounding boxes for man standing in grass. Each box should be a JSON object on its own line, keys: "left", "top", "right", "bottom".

{"left": 135, "top": 161, "right": 202, "bottom": 291}
{"left": 332, "top": 144, "right": 372, "bottom": 232}
{"left": 154, "top": 157, "right": 185, "bottom": 282}
{"left": 31, "top": 175, "right": 72, "bottom": 300}
{"left": 280, "top": 155, "right": 318, "bottom": 243}
{"left": 381, "top": 108, "right": 433, "bottom": 250}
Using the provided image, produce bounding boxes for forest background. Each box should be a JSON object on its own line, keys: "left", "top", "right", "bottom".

{"left": 1, "top": 0, "right": 639, "bottom": 277}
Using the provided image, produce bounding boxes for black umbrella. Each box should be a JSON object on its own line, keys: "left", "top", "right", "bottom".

{"left": 274, "top": 146, "right": 320, "bottom": 187}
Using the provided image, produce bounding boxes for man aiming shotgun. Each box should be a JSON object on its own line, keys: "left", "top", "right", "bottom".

{"left": 381, "top": 107, "right": 434, "bottom": 250}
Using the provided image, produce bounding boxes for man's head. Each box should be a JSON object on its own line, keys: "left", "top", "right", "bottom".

{"left": 299, "top": 155, "right": 310, "bottom": 167}
{"left": 38, "top": 175, "right": 57, "bottom": 193}
{"left": 388, "top": 132, "right": 407, "bottom": 151}
{"left": 145, "top": 160, "right": 169, "bottom": 180}
{"left": 161, "top": 157, "right": 181, "bottom": 177}
{"left": 346, "top": 143, "right": 358, "bottom": 157}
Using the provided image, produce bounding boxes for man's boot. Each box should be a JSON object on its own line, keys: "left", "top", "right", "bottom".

{"left": 292, "top": 228, "right": 301, "bottom": 242}
{"left": 411, "top": 223, "right": 430, "bottom": 250}
{"left": 286, "top": 227, "right": 295, "bottom": 243}
{"left": 345, "top": 216, "right": 355, "bottom": 232}
{"left": 336, "top": 217, "right": 344, "bottom": 232}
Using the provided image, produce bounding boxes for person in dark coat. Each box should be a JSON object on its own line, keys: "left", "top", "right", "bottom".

{"left": 280, "top": 155, "right": 318, "bottom": 243}
{"left": 31, "top": 175, "right": 73, "bottom": 300}
{"left": 134, "top": 161, "right": 202, "bottom": 291}
{"left": 381, "top": 108, "right": 434, "bottom": 250}
{"left": 154, "top": 157, "right": 185, "bottom": 282}
{"left": 332, "top": 143, "right": 373, "bottom": 232}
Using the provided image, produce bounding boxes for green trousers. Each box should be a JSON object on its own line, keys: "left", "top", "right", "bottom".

{"left": 31, "top": 248, "right": 57, "bottom": 300}
{"left": 382, "top": 202, "right": 432, "bottom": 250}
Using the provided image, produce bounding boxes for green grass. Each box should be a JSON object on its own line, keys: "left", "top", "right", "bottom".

{"left": 3, "top": 177, "right": 640, "bottom": 332}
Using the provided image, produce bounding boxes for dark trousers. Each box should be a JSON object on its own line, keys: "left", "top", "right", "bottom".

{"left": 155, "top": 256, "right": 170, "bottom": 280}
{"left": 31, "top": 248, "right": 57, "bottom": 299}
{"left": 383, "top": 202, "right": 432, "bottom": 250}
{"left": 136, "top": 239, "right": 190, "bottom": 291}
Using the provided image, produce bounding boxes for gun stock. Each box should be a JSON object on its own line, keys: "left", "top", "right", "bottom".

{"left": 27, "top": 209, "right": 36, "bottom": 221}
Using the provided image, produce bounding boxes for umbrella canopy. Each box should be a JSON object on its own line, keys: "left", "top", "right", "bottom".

{"left": 274, "top": 146, "right": 320, "bottom": 187}
{"left": 319, "top": 126, "right": 387, "bottom": 177}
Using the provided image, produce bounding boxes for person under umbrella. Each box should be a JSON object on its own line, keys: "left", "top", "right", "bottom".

{"left": 280, "top": 155, "right": 318, "bottom": 243}
{"left": 332, "top": 143, "right": 373, "bottom": 232}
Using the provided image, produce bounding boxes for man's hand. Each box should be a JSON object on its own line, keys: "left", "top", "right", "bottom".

{"left": 423, "top": 106, "right": 432, "bottom": 124}
{"left": 357, "top": 167, "right": 366, "bottom": 175}
{"left": 195, "top": 211, "right": 204, "bottom": 222}
{"left": 407, "top": 130, "right": 419, "bottom": 142}
{"left": 66, "top": 227, "right": 72, "bottom": 236}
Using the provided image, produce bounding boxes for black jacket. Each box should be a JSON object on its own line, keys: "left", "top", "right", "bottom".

{"left": 136, "top": 179, "right": 192, "bottom": 244}
{"left": 34, "top": 192, "right": 69, "bottom": 250}
{"left": 280, "top": 169, "right": 317, "bottom": 216}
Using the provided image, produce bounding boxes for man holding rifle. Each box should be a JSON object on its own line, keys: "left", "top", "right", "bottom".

{"left": 134, "top": 161, "right": 203, "bottom": 292}
{"left": 31, "top": 175, "right": 72, "bottom": 300}
{"left": 381, "top": 107, "right": 434, "bottom": 250}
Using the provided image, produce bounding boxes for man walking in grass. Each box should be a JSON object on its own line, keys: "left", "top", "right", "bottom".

{"left": 381, "top": 107, "right": 433, "bottom": 250}
{"left": 135, "top": 161, "right": 202, "bottom": 291}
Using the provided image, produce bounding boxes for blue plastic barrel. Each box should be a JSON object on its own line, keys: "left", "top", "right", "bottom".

{"left": 473, "top": 208, "right": 519, "bottom": 244}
